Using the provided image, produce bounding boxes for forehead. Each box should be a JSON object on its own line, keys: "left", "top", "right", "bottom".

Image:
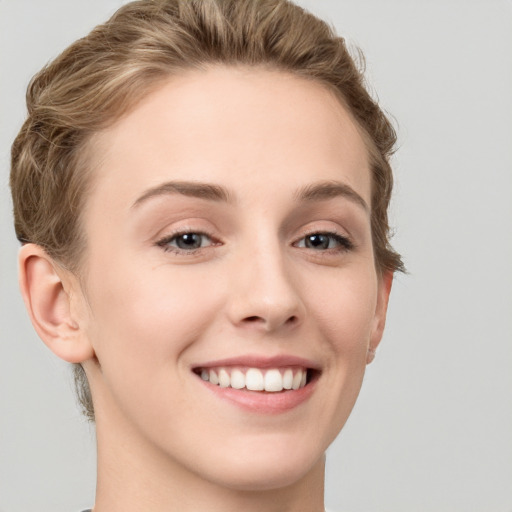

{"left": 86, "top": 66, "right": 371, "bottom": 211}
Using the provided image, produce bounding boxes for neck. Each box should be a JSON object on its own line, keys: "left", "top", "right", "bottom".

{"left": 92, "top": 400, "right": 326, "bottom": 512}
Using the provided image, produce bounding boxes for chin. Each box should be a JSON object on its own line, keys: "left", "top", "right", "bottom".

{"left": 208, "top": 454, "right": 323, "bottom": 492}
{"left": 183, "top": 432, "right": 328, "bottom": 492}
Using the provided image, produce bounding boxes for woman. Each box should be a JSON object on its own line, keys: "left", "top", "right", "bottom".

{"left": 10, "top": 1, "right": 403, "bottom": 510}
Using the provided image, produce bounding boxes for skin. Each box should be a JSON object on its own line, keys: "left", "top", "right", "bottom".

{"left": 19, "top": 66, "right": 392, "bottom": 512}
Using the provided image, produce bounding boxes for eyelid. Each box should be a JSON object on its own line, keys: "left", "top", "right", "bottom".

{"left": 155, "top": 227, "right": 221, "bottom": 254}
{"left": 293, "top": 229, "right": 355, "bottom": 251}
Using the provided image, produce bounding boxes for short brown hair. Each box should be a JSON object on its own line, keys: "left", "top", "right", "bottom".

{"left": 10, "top": 0, "right": 404, "bottom": 420}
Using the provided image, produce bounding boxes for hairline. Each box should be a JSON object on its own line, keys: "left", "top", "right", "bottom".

{"left": 65, "top": 64, "right": 386, "bottom": 283}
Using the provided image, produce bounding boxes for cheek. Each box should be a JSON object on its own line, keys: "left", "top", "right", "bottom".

{"left": 82, "top": 261, "right": 228, "bottom": 443}
{"left": 83, "top": 260, "right": 220, "bottom": 379}
{"left": 308, "top": 267, "right": 378, "bottom": 354}
{"left": 299, "top": 266, "right": 378, "bottom": 445}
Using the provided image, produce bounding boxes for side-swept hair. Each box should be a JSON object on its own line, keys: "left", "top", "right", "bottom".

{"left": 11, "top": 0, "right": 404, "bottom": 420}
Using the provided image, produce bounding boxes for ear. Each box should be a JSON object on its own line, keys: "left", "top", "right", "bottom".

{"left": 367, "top": 270, "right": 393, "bottom": 364}
{"left": 18, "top": 243, "right": 95, "bottom": 363}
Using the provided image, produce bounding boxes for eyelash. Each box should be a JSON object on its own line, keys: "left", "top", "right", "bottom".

{"left": 293, "top": 231, "right": 354, "bottom": 252}
{"left": 156, "top": 229, "right": 218, "bottom": 254}
{"left": 155, "top": 230, "right": 354, "bottom": 256}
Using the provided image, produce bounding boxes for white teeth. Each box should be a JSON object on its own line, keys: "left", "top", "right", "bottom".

{"left": 245, "top": 368, "right": 264, "bottom": 391}
{"left": 265, "top": 370, "right": 283, "bottom": 392}
{"left": 209, "top": 369, "right": 219, "bottom": 385}
{"left": 199, "top": 367, "right": 309, "bottom": 392}
{"left": 230, "top": 369, "right": 245, "bottom": 389}
{"left": 291, "top": 370, "right": 302, "bottom": 390}
{"left": 264, "top": 369, "right": 283, "bottom": 392}
{"left": 218, "top": 368, "right": 230, "bottom": 388}
{"left": 283, "top": 369, "right": 293, "bottom": 389}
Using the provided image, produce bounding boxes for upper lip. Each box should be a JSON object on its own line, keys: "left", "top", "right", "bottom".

{"left": 192, "top": 354, "right": 321, "bottom": 371}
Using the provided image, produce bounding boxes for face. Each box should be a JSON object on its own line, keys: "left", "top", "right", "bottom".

{"left": 77, "top": 66, "right": 390, "bottom": 491}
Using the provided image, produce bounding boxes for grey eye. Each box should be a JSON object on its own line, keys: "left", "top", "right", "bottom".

{"left": 295, "top": 232, "right": 353, "bottom": 252}
{"left": 304, "top": 234, "right": 331, "bottom": 250}
{"left": 158, "top": 232, "right": 214, "bottom": 253}
{"left": 174, "top": 233, "right": 205, "bottom": 250}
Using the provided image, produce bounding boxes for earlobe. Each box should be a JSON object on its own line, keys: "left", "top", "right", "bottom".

{"left": 18, "top": 244, "right": 95, "bottom": 364}
{"left": 367, "top": 270, "right": 393, "bottom": 364}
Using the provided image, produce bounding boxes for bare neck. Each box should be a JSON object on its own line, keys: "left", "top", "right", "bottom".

{"left": 92, "top": 410, "right": 326, "bottom": 512}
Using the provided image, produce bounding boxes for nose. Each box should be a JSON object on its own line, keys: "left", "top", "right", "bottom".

{"left": 226, "top": 240, "right": 304, "bottom": 334}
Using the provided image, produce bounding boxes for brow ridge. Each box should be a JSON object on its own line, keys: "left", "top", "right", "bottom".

{"left": 132, "top": 180, "right": 232, "bottom": 208}
{"left": 295, "top": 180, "right": 368, "bottom": 211}
{"left": 132, "top": 179, "right": 367, "bottom": 211}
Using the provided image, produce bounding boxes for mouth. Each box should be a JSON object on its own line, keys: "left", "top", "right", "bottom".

{"left": 191, "top": 355, "right": 321, "bottom": 413}
{"left": 193, "top": 366, "right": 317, "bottom": 393}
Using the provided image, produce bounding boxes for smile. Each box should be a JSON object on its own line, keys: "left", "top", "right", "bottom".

{"left": 195, "top": 366, "right": 309, "bottom": 392}
{"left": 192, "top": 355, "right": 320, "bottom": 413}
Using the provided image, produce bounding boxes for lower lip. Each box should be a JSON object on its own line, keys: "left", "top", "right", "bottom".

{"left": 196, "top": 375, "right": 317, "bottom": 414}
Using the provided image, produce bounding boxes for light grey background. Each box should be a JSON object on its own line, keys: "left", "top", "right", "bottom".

{"left": 1, "top": 1, "right": 511, "bottom": 511}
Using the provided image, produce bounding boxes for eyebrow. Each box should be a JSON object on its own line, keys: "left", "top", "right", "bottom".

{"left": 295, "top": 180, "right": 369, "bottom": 212}
{"left": 132, "top": 180, "right": 233, "bottom": 208}
{"left": 131, "top": 178, "right": 368, "bottom": 211}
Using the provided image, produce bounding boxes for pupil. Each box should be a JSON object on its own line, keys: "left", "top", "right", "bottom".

{"left": 306, "top": 234, "right": 329, "bottom": 249}
{"left": 177, "top": 233, "right": 201, "bottom": 249}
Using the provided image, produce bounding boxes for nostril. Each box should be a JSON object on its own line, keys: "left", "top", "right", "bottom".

{"left": 239, "top": 313, "right": 300, "bottom": 330}
{"left": 285, "top": 315, "right": 298, "bottom": 325}
{"left": 242, "top": 315, "right": 298, "bottom": 326}
{"left": 245, "top": 316, "right": 263, "bottom": 323}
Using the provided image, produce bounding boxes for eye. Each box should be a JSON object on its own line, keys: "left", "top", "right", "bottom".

{"left": 295, "top": 232, "right": 353, "bottom": 251}
{"left": 156, "top": 231, "right": 215, "bottom": 253}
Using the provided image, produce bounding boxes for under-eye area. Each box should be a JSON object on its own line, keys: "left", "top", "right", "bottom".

{"left": 193, "top": 366, "right": 320, "bottom": 393}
